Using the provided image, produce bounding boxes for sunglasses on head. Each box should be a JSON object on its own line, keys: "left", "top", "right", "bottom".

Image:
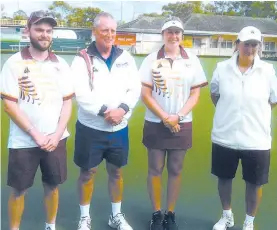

{"left": 30, "top": 10, "right": 55, "bottom": 19}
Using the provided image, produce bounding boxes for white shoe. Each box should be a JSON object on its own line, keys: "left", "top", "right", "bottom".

{"left": 78, "top": 216, "right": 91, "bottom": 230}
{"left": 213, "top": 212, "right": 234, "bottom": 230}
{"left": 243, "top": 222, "right": 254, "bottom": 230}
{"left": 108, "top": 213, "right": 133, "bottom": 230}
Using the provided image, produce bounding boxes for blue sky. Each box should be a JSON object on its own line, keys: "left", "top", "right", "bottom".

{"left": 1, "top": 0, "right": 183, "bottom": 22}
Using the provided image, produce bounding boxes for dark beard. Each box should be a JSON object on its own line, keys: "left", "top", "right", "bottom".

{"left": 30, "top": 37, "right": 52, "bottom": 51}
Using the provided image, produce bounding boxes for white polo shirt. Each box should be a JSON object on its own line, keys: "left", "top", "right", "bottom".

{"left": 211, "top": 52, "right": 277, "bottom": 150}
{"left": 0, "top": 47, "right": 74, "bottom": 149}
{"left": 139, "top": 46, "right": 208, "bottom": 123}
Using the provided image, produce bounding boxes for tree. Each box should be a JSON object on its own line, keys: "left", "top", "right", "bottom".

{"left": 145, "top": 2, "right": 204, "bottom": 19}
{"left": 213, "top": 1, "right": 232, "bottom": 16}
{"left": 13, "top": 10, "right": 28, "bottom": 20}
{"left": 48, "top": 1, "right": 72, "bottom": 20}
{"left": 203, "top": 3, "right": 217, "bottom": 15}
{"left": 162, "top": 2, "right": 193, "bottom": 20}
{"left": 142, "top": 13, "right": 163, "bottom": 17}
{"left": 209, "top": 1, "right": 277, "bottom": 19}
{"left": 247, "top": 1, "right": 277, "bottom": 19}
{"left": 67, "top": 7, "right": 101, "bottom": 27}
{"left": 187, "top": 1, "right": 204, "bottom": 14}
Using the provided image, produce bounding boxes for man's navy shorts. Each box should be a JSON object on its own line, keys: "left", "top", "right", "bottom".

{"left": 74, "top": 121, "right": 129, "bottom": 169}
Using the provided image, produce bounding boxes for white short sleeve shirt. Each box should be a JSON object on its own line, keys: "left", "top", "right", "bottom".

{"left": 139, "top": 46, "right": 208, "bottom": 123}
{"left": 0, "top": 47, "right": 74, "bottom": 148}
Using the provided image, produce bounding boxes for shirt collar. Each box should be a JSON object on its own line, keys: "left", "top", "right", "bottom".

{"left": 157, "top": 45, "right": 189, "bottom": 60}
{"left": 21, "top": 46, "right": 58, "bottom": 62}
{"left": 229, "top": 51, "right": 262, "bottom": 70}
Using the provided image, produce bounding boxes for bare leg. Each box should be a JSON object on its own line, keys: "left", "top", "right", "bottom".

{"left": 245, "top": 182, "right": 262, "bottom": 216}
{"left": 218, "top": 178, "right": 233, "bottom": 210}
{"left": 78, "top": 168, "right": 98, "bottom": 206}
{"left": 166, "top": 150, "right": 186, "bottom": 212}
{"left": 106, "top": 162, "right": 123, "bottom": 203}
{"left": 147, "top": 149, "right": 166, "bottom": 211}
{"left": 8, "top": 188, "right": 26, "bottom": 230}
{"left": 43, "top": 183, "right": 59, "bottom": 224}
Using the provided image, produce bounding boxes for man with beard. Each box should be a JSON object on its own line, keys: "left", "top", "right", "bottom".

{"left": 0, "top": 11, "right": 74, "bottom": 230}
{"left": 71, "top": 12, "right": 141, "bottom": 230}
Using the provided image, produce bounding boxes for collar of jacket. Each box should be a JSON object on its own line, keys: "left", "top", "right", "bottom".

{"left": 86, "top": 41, "right": 123, "bottom": 63}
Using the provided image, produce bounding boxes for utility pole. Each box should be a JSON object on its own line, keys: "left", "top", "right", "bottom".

{"left": 121, "top": 1, "right": 123, "bottom": 22}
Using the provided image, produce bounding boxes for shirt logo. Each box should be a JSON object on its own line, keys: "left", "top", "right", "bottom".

{"left": 24, "top": 67, "right": 30, "bottom": 73}
{"left": 157, "top": 63, "right": 163, "bottom": 68}
{"left": 93, "top": 67, "right": 99, "bottom": 72}
{"left": 19, "top": 68, "right": 40, "bottom": 105}
{"left": 116, "top": 62, "right": 129, "bottom": 68}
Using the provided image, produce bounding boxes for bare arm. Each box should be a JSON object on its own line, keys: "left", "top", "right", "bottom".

{"left": 3, "top": 99, "right": 49, "bottom": 147}
{"left": 178, "top": 87, "right": 201, "bottom": 115}
{"left": 163, "top": 87, "right": 201, "bottom": 129}
{"left": 54, "top": 99, "right": 72, "bottom": 138}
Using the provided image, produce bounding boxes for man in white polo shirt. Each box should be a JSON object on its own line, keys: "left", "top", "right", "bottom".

{"left": 1, "top": 11, "right": 74, "bottom": 230}
{"left": 210, "top": 26, "right": 277, "bottom": 230}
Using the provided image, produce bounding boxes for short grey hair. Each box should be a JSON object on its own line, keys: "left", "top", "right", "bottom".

{"left": 93, "top": 12, "right": 116, "bottom": 28}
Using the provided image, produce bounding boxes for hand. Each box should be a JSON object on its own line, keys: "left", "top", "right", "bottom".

{"left": 163, "top": 114, "right": 179, "bottom": 128}
{"left": 170, "top": 124, "right": 181, "bottom": 133}
{"left": 41, "top": 133, "right": 61, "bottom": 152}
{"left": 29, "top": 129, "right": 50, "bottom": 148}
{"left": 104, "top": 108, "right": 125, "bottom": 126}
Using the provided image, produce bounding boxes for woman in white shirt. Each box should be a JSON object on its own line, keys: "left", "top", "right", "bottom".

{"left": 210, "top": 26, "right": 277, "bottom": 230}
{"left": 139, "top": 17, "right": 208, "bottom": 230}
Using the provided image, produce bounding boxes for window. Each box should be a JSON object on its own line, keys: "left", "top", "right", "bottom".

{"left": 193, "top": 38, "right": 201, "bottom": 48}
{"left": 221, "top": 40, "right": 233, "bottom": 48}
{"left": 210, "top": 39, "right": 218, "bottom": 48}
{"left": 264, "top": 42, "right": 275, "bottom": 51}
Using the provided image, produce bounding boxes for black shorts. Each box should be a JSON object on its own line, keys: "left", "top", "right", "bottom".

{"left": 211, "top": 143, "right": 270, "bottom": 185}
{"left": 7, "top": 139, "right": 67, "bottom": 191}
{"left": 74, "top": 121, "right": 129, "bottom": 169}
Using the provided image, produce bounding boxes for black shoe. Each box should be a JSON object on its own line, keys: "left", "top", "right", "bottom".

{"left": 163, "top": 211, "right": 178, "bottom": 230}
{"left": 149, "top": 210, "right": 163, "bottom": 230}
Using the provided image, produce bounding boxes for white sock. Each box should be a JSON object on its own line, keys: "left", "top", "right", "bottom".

{"left": 111, "top": 202, "right": 121, "bottom": 216}
{"left": 245, "top": 214, "right": 255, "bottom": 223}
{"left": 80, "top": 204, "right": 90, "bottom": 218}
{"left": 45, "top": 223, "right": 55, "bottom": 230}
{"left": 223, "top": 209, "right": 233, "bottom": 216}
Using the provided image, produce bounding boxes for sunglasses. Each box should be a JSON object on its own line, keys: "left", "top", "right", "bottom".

{"left": 243, "top": 42, "right": 259, "bottom": 48}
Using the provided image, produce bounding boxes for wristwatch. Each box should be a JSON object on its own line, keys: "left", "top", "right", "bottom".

{"left": 177, "top": 113, "right": 185, "bottom": 122}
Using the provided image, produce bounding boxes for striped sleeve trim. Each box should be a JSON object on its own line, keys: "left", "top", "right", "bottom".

{"left": 1, "top": 92, "right": 18, "bottom": 102}
{"left": 142, "top": 82, "right": 153, "bottom": 89}
{"left": 63, "top": 93, "right": 75, "bottom": 101}
{"left": 191, "top": 82, "right": 208, "bottom": 90}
